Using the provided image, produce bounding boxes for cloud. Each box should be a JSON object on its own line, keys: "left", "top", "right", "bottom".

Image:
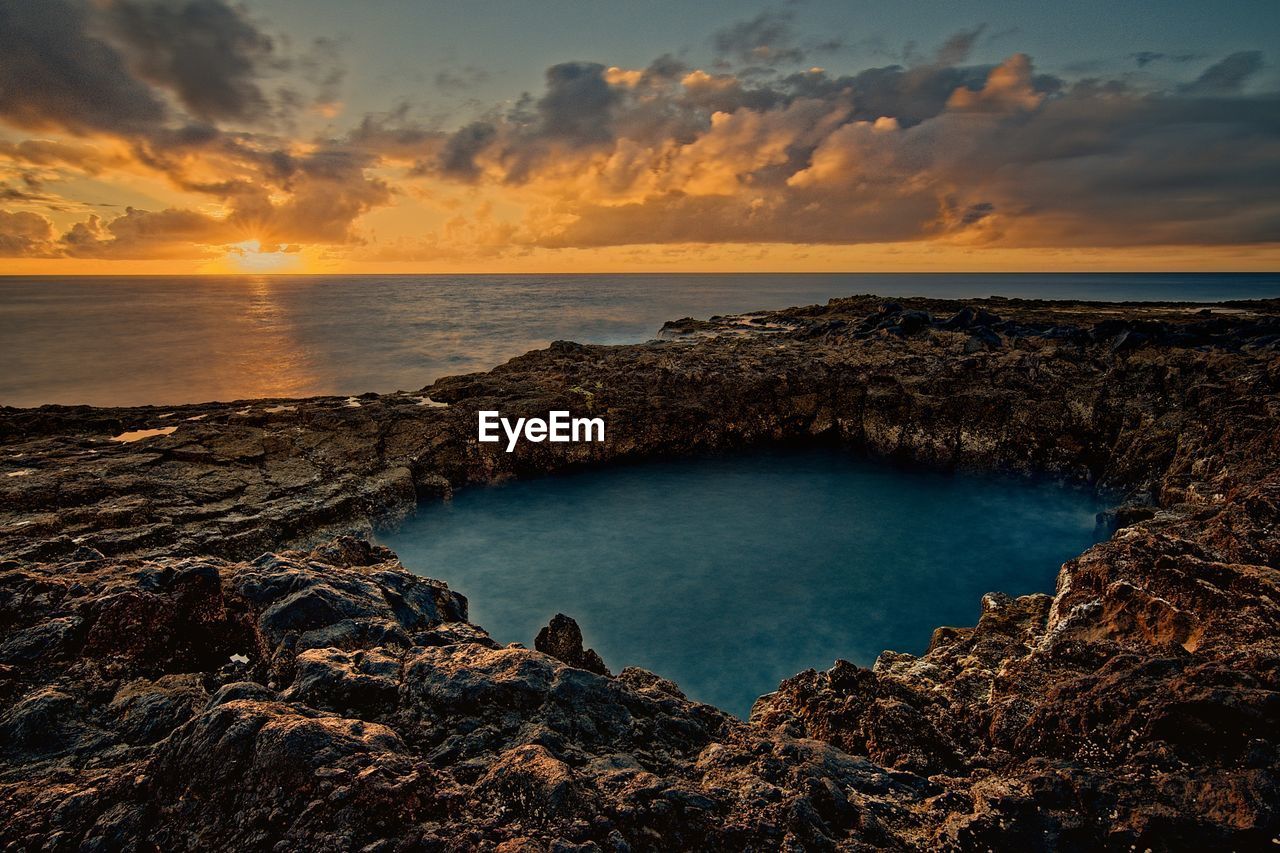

{"left": 60, "top": 207, "right": 233, "bottom": 258}
{"left": 348, "top": 105, "right": 442, "bottom": 163}
{"left": 945, "top": 53, "right": 1044, "bottom": 112}
{"left": 298, "top": 36, "right": 346, "bottom": 114}
{"left": 400, "top": 47, "right": 1279, "bottom": 254}
{"left": 0, "top": 4, "right": 1276, "bottom": 263}
{"left": 0, "top": 139, "right": 132, "bottom": 174}
{"left": 0, "top": 131, "right": 394, "bottom": 259}
{"left": 0, "top": 181, "right": 57, "bottom": 205}
{"left": 934, "top": 26, "right": 986, "bottom": 66}
{"left": 102, "top": 0, "right": 281, "bottom": 123}
{"left": 0, "top": 209, "right": 56, "bottom": 256}
{"left": 0, "top": 0, "right": 343, "bottom": 136}
{"left": 435, "top": 65, "right": 491, "bottom": 93}
{"left": 536, "top": 62, "right": 622, "bottom": 144}
{"left": 0, "top": 0, "right": 170, "bottom": 135}
{"left": 712, "top": 11, "right": 805, "bottom": 66}
{"left": 1131, "top": 51, "right": 1198, "bottom": 68}
{"left": 777, "top": 62, "right": 1006, "bottom": 127}
{"left": 435, "top": 121, "right": 497, "bottom": 181}
{"left": 237, "top": 148, "right": 392, "bottom": 244}
{"left": 0, "top": 0, "right": 393, "bottom": 258}
{"left": 1179, "top": 50, "right": 1265, "bottom": 95}
{"left": 52, "top": 145, "right": 392, "bottom": 258}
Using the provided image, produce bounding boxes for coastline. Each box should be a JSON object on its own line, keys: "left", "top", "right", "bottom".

{"left": 2, "top": 293, "right": 1278, "bottom": 848}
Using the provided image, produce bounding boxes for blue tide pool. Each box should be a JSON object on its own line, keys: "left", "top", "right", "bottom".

{"left": 381, "top": 449, "right": 1108, "bottom": 717}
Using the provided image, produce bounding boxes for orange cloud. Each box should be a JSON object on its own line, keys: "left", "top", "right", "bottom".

{"left": 946, "top": 54, "right": 1044, "bottom": 112}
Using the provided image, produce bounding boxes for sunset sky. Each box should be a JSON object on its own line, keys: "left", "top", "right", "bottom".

{"left": 1, "top": 0, "right": 1278, "bottom": 274}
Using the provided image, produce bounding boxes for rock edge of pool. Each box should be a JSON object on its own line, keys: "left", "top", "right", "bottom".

{"left": 2, "top": 293, "right": 1278, "bottom": 850}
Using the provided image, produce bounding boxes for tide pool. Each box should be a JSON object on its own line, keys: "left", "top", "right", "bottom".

{"left": 380, "top": 448, "right": 1109, "bottom": 717}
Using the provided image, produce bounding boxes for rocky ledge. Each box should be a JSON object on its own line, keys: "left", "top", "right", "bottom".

{"left": 1, "top": 295, "right": 1278, "bottom": 850}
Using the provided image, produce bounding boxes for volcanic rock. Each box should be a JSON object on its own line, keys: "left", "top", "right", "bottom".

{"left": 1, "top": 294, "right": 1278, "bottom": 849}
{"left": 535, "top": 614, "right": 611, "bottom": 676}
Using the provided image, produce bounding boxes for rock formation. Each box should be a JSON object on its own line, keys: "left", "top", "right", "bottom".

{"left": 535, "top": 614, "right": 611, "bottom": 677}
{"left": 1, "top": 295, "right": 1278, "bottom": 849}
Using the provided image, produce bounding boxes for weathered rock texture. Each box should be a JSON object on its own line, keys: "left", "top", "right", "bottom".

{"left": 1, "top": 295, "right": 1278, "bottom": 850}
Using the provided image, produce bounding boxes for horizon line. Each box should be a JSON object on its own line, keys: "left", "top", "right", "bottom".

{"left": 1, "top": 270, "right": 1278, "bottom": 278}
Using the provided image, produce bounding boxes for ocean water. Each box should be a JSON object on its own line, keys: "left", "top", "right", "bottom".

{"left": 2, "top": 272, "right": 1277, "bottom": 408}
{"left": 379, "top": 448, "right": 1107, "bottom": 718}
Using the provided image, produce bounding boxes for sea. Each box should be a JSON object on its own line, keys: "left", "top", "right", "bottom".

{"left": 2, "top": 272, "right": 1277, "bottom": 408}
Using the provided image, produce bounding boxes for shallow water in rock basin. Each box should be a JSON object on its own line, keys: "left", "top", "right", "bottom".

{"left": 380, "top": 449, "right": 1108, "bottom": 717}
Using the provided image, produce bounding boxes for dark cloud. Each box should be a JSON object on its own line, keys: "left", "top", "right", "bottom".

{"left": 810, "top": 37, "right": 846, "bottom": 55}
{"left": 779, "top": 63, "right": 1020, "bottom": 127}
{"left": 536, "top": 62, "right": 620, "bottom": 144}
{"left": 103, "top": 0, "right": 280, "bottom": 123}
{"left": 298, "top": 36, "right": 346, "bottom": 109}
{"left": 434, "top": 66, "right": 491, "bottom": 93}
{"left": 1180, "top": 50, "right": 1265, "bottom": 95}
{"left": 1131, "top": 50, "right": 1198, "bottom": 68}
{"left": 644, "top": 54, "right": 689, "bottom": 82}
{"left": 348, "top": 105, "right": 441, "bottom": 162}
{"left": 712, "top": 11, "right": 804, "bottom": 66}
{"left": 436, "top": 121, "right": 497, "bottom": 180}
{"left": 960, "top": 201, "right": 996, "bottom": 225}
{"left": 0, "top": 182, "right": 57, "bottom": 205}
{"left": 0, "top": 0, "right": 169, "bottom": 135}
{"left": 0, "top": 0, "right": 319, "bottom": 136}
{"left": 935, "top": 26, "right": 986, "bottom": 66}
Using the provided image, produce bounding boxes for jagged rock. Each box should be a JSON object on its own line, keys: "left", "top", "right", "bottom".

{"left": 535, "top": 613, "right": 611, "bottom": 676}
{"left": 107, "top": 674, "right": 207, "bottom": 745}
{"left": 478, "top": 744, "right": 580, "bottom": 822}
{"left": 284, "top": 647, "right": 402, "bottom": 714}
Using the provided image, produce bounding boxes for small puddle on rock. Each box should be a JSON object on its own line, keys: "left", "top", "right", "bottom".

{"left": 110, "top": 427, "right": 178, "bottom": 443}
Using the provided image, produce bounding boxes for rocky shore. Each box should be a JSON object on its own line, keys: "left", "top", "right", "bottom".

{"left": 1, "top": 294, "right": 1278, "bottom": 850}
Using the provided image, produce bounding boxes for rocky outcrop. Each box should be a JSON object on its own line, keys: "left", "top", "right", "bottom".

{"left": 0, "top": 539, "right": 921, "bottom": 851}
{"left": 1, "top": 295, "right": 1278, "bottom": 849}
{"left": 536, "top": 614, "right": 611, "bottom": 676}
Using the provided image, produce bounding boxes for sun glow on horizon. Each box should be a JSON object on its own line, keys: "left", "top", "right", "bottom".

{"left": 220, "top": 240, "right": 303, "bottom": 274}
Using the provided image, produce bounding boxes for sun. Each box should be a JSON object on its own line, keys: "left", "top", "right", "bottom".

{"left": 225, "top": 239, "right": 302, "bottom": 273}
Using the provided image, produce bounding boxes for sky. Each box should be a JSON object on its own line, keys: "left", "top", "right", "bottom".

{"left": 0, "top": 0, "right": 1277, "bottom": 273}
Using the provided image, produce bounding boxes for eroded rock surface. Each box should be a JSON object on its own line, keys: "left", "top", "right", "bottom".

{"left": 1, "top": 295, "right": 1278, "bottom": 849}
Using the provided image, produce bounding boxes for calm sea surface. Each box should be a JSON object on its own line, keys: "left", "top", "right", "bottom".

{"left": 379, "top": 448, "right": 1107, "bottom": 717}
{"left": 2, "top": 273, "right": 1277, "bottom": 408}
